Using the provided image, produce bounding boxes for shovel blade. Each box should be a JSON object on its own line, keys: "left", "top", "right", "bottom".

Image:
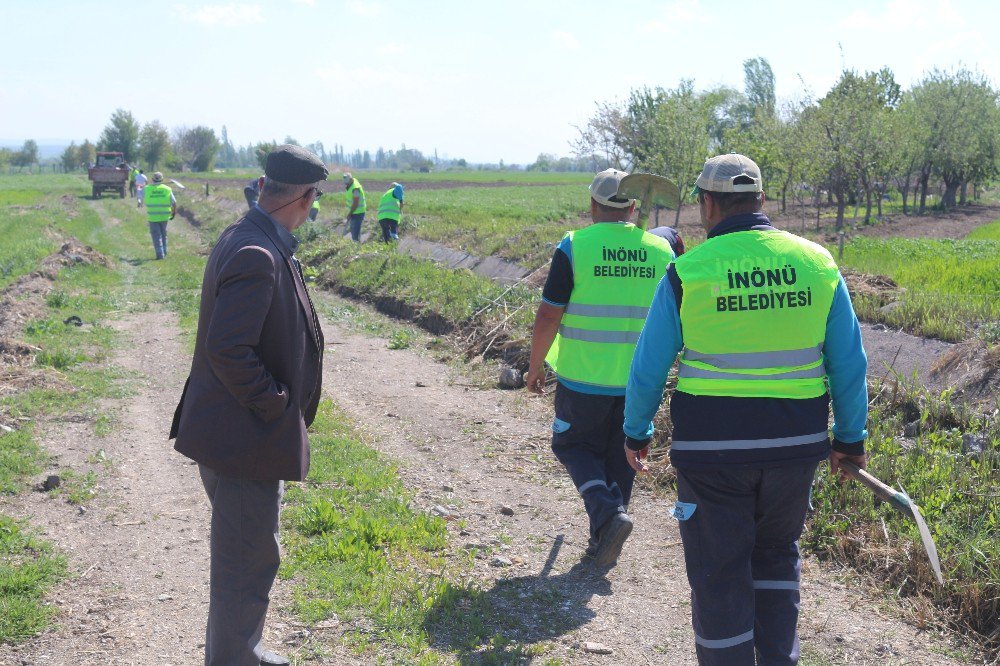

{"left": 617, "top": 173, "right": 681, "bottom": 211}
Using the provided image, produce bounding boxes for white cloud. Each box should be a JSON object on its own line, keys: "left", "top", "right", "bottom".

{"left": 345, "top": 0, "right": 383, "bottom": 18}
{"left": 641, "top": 0, "right": 710, "bottom": 34}
{"left": 291, "top": 0, "right": 316, "bottom": 5}
{"left": 377, "top": 42, "right": 408, "bottom": 56}
{"left": 552, "top": 30, "right": 580, "bottom": 50}
{"left": 178, "top": 3, "right": 264, "bottom": 26}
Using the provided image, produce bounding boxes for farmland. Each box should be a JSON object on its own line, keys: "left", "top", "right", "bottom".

{"left": 0, "top": 171, "right": 997, "bottom": 663}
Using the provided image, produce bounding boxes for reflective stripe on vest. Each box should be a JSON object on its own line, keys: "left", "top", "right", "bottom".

{"left": 673, "top": 229, "right": 839, "bottom": 399}
{"left": 377, "top": 189, "right": 401, "bottom": 221}
{"left": 545, "top": 223, "right": 674, "bottom": 390}
{"left": 145, "top": 184, "right": 173, "bottom": 223}
{"left": 345, "top": 179, "right": 366, "bottom": 214}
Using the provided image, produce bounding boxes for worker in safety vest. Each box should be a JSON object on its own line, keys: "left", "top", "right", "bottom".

{"left": 343, "top": 172, "right": 366, "bottom": 242}
{"left": 624, "top": 154, "right": 869, "bottom": 665}
{"left": 144, "top": 172, "right": 177, "bottom": 260}
{"left": 309, "top": 194, "right": 321, "bottom": 222}
{"left": 377, "top": 182, "right": 404, "bottom": 242}
{"left": 525, "top": 168, "right": 675, "bottom": 567}
{"left": 129, "top": 166, "right": 139, "bottom": 198}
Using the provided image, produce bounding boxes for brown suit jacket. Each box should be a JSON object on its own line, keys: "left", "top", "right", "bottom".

{"left": 170, "top": 208, "right": 324, "bottom": 481}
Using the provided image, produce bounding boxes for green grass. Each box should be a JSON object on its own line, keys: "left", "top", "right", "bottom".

{"left": 837, "top": 236, "right": 1000, "bottom": 341}
{"left": 300, "top": 237, "right": 537, "bottom": 335}
{"left": 0, "top": 431, "right": 46, "bottom": 495}
{"left": 804, "top": 380, "right": 1000, "bottom": 654}
{"left": 966, "top": 218, "right": 1000, "bottom": 241}
{"left": 282, "top": 402, "right": 576, "bottom": 663}
{"left": 403, "top": 185, "right": 587, "bottom": 267}
{"left": 0, "top": 515, "right": 65, "bottom": 643}
{"left": 281, "top": 401, "right": 451, "bottom": 659}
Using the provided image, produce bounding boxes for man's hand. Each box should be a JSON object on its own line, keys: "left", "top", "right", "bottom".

{"left": 524, "top": 365, "right": 546, "bottom": 394}
{"left": 829, "top": 450, "right": 867, "bottom": 484}
{"left": 625, "top": 444, "right": 650, "bottom": 474}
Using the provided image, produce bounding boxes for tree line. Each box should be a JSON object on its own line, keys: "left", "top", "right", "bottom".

{"left": 574, "top": 61, "right": 1000, "bottom": 227}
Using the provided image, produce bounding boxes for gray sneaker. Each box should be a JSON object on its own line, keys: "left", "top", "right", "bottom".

{"left": 593, "top": 513, "right": 634, "bottom": 566}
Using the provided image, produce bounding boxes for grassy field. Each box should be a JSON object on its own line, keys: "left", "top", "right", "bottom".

{"left": 836, "top": 234, "right": 1000, "bottom": 341}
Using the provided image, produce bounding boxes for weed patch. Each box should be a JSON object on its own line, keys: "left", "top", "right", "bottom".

{"left": 804, "top": 380, "right": 1000, "bottom": 655}
{"left": 0, "top": 515, "right": 65, "bottom": 643}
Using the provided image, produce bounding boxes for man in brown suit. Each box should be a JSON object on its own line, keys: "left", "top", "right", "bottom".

{"left": 170, "top": 145, "right": 327, "bottom": 666}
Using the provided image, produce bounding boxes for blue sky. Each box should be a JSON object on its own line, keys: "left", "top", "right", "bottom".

{"left": 1, "top": 0, "right": 996, "bottom": 163}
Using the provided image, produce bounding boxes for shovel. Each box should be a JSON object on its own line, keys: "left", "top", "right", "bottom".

{"left": 616, "top": 173, "right": 680, "bottom": 230}
{"left": 840, "top": 460, "right": 944, "bottom": 586}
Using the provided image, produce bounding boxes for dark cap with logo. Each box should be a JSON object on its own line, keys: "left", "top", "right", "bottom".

{"left": 265, "top": 144, "right": 329, "bottom": 184}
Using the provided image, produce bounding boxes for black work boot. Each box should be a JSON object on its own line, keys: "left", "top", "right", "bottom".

{"left": 593, "top": 513, "right": 634, "bottom": 566}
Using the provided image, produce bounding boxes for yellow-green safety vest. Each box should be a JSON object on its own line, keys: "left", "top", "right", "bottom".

{"left": 130, "top": 168, "right": 138, "bottom": 181}
{"left": 345, "top": 178, "right": 366, "bottom": 214}
{"left": 377, "top": 188, "right": 401, "bottom": 221}
{"left": 674, "top": 229, "right": 840, "bottom": 399}
{"left": 546, "top": 223, "right": 675, "bottom": 391}
{"left": 145, "top": 184, "right": 173, "bottom": 223}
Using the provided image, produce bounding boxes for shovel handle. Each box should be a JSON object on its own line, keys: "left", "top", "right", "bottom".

{"left": 839, "top": 460, "right": 914, "bottom": 517}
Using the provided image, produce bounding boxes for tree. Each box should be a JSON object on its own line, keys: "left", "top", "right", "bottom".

{"left": 743, "top": 57, "right": 776, "bottom": 118}
{"left": 139, "top": 120, "right": 171, "bottom": 169}
{"left": 61, "top": 142, "right": 79, "bottom": 171}
{"left": 218, "top": 125, "right": 238, "bottom": 167}
{"left": 636, "top": 81, "right": 719, "bottom": 224}
{"left": 77, "top": 140, "right": 96, "bottom": 168}
{"left": 174, "top": 126, "right": 220, "bottom": 172}
{"left": 98, "top": 109, "right": 140, "bottom": 160}
{"left": 909, "top": 69, "right": 998, "bottom": 210}
{"left": 253, "top": 141, "right": 277, "bottom": 170}
{"left": 12, "top": 140, "right": 39, "bottom": 170}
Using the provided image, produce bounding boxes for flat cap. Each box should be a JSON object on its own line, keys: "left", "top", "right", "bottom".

{"left": 265, "top": 144, "right": 329, "bottom": 185}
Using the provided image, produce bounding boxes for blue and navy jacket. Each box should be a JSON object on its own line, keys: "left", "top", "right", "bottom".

{"left": 623, "top": 213, "right": 868, "bottom": 470}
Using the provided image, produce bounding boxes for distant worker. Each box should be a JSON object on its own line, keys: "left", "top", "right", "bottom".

{"left": 135, "top": 169, "right": 148, "bottom": 209}
{"left": 624, "top": 154, "right": 869, "bottom": 665}
{"left": 129, "top": 165, "right": 139, "bottom": 198}
{"left": 244, "top": 176, "right": 263, "bottom": 210}
{"left": 377, "top": 182, "right": 404, "bottom": 242}
{"left": 144, "top": 172, "right": 176, "bottom": 260}
{"left": 309, "top": 191, "right": 322, "bottom": 222}
{"left": 343, "top": 172, "right": 366, "bottom": 242}
{"left": 648, "top": 224, "right": 685, "bottom": 256}
{"left": 525, "top": 169, "right": 675, "bottom": 567}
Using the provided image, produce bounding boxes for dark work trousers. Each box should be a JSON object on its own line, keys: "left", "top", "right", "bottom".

{"left": 378, "top": 218, "right": 394, "bottom": 242}
{"left": 551, "top": 383, "right": 633, "bottom": 539}
{"left": 199, "top": 464, "right": 284, "bottom": 666}
{"left": 388, "top": 218, "right": 399, "bottom": 238}
{"left": 348, "top": 213, "right": 365, "bottom": 242}
{"left": 675, "top": 462, "right": 818, "bottom": 666}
